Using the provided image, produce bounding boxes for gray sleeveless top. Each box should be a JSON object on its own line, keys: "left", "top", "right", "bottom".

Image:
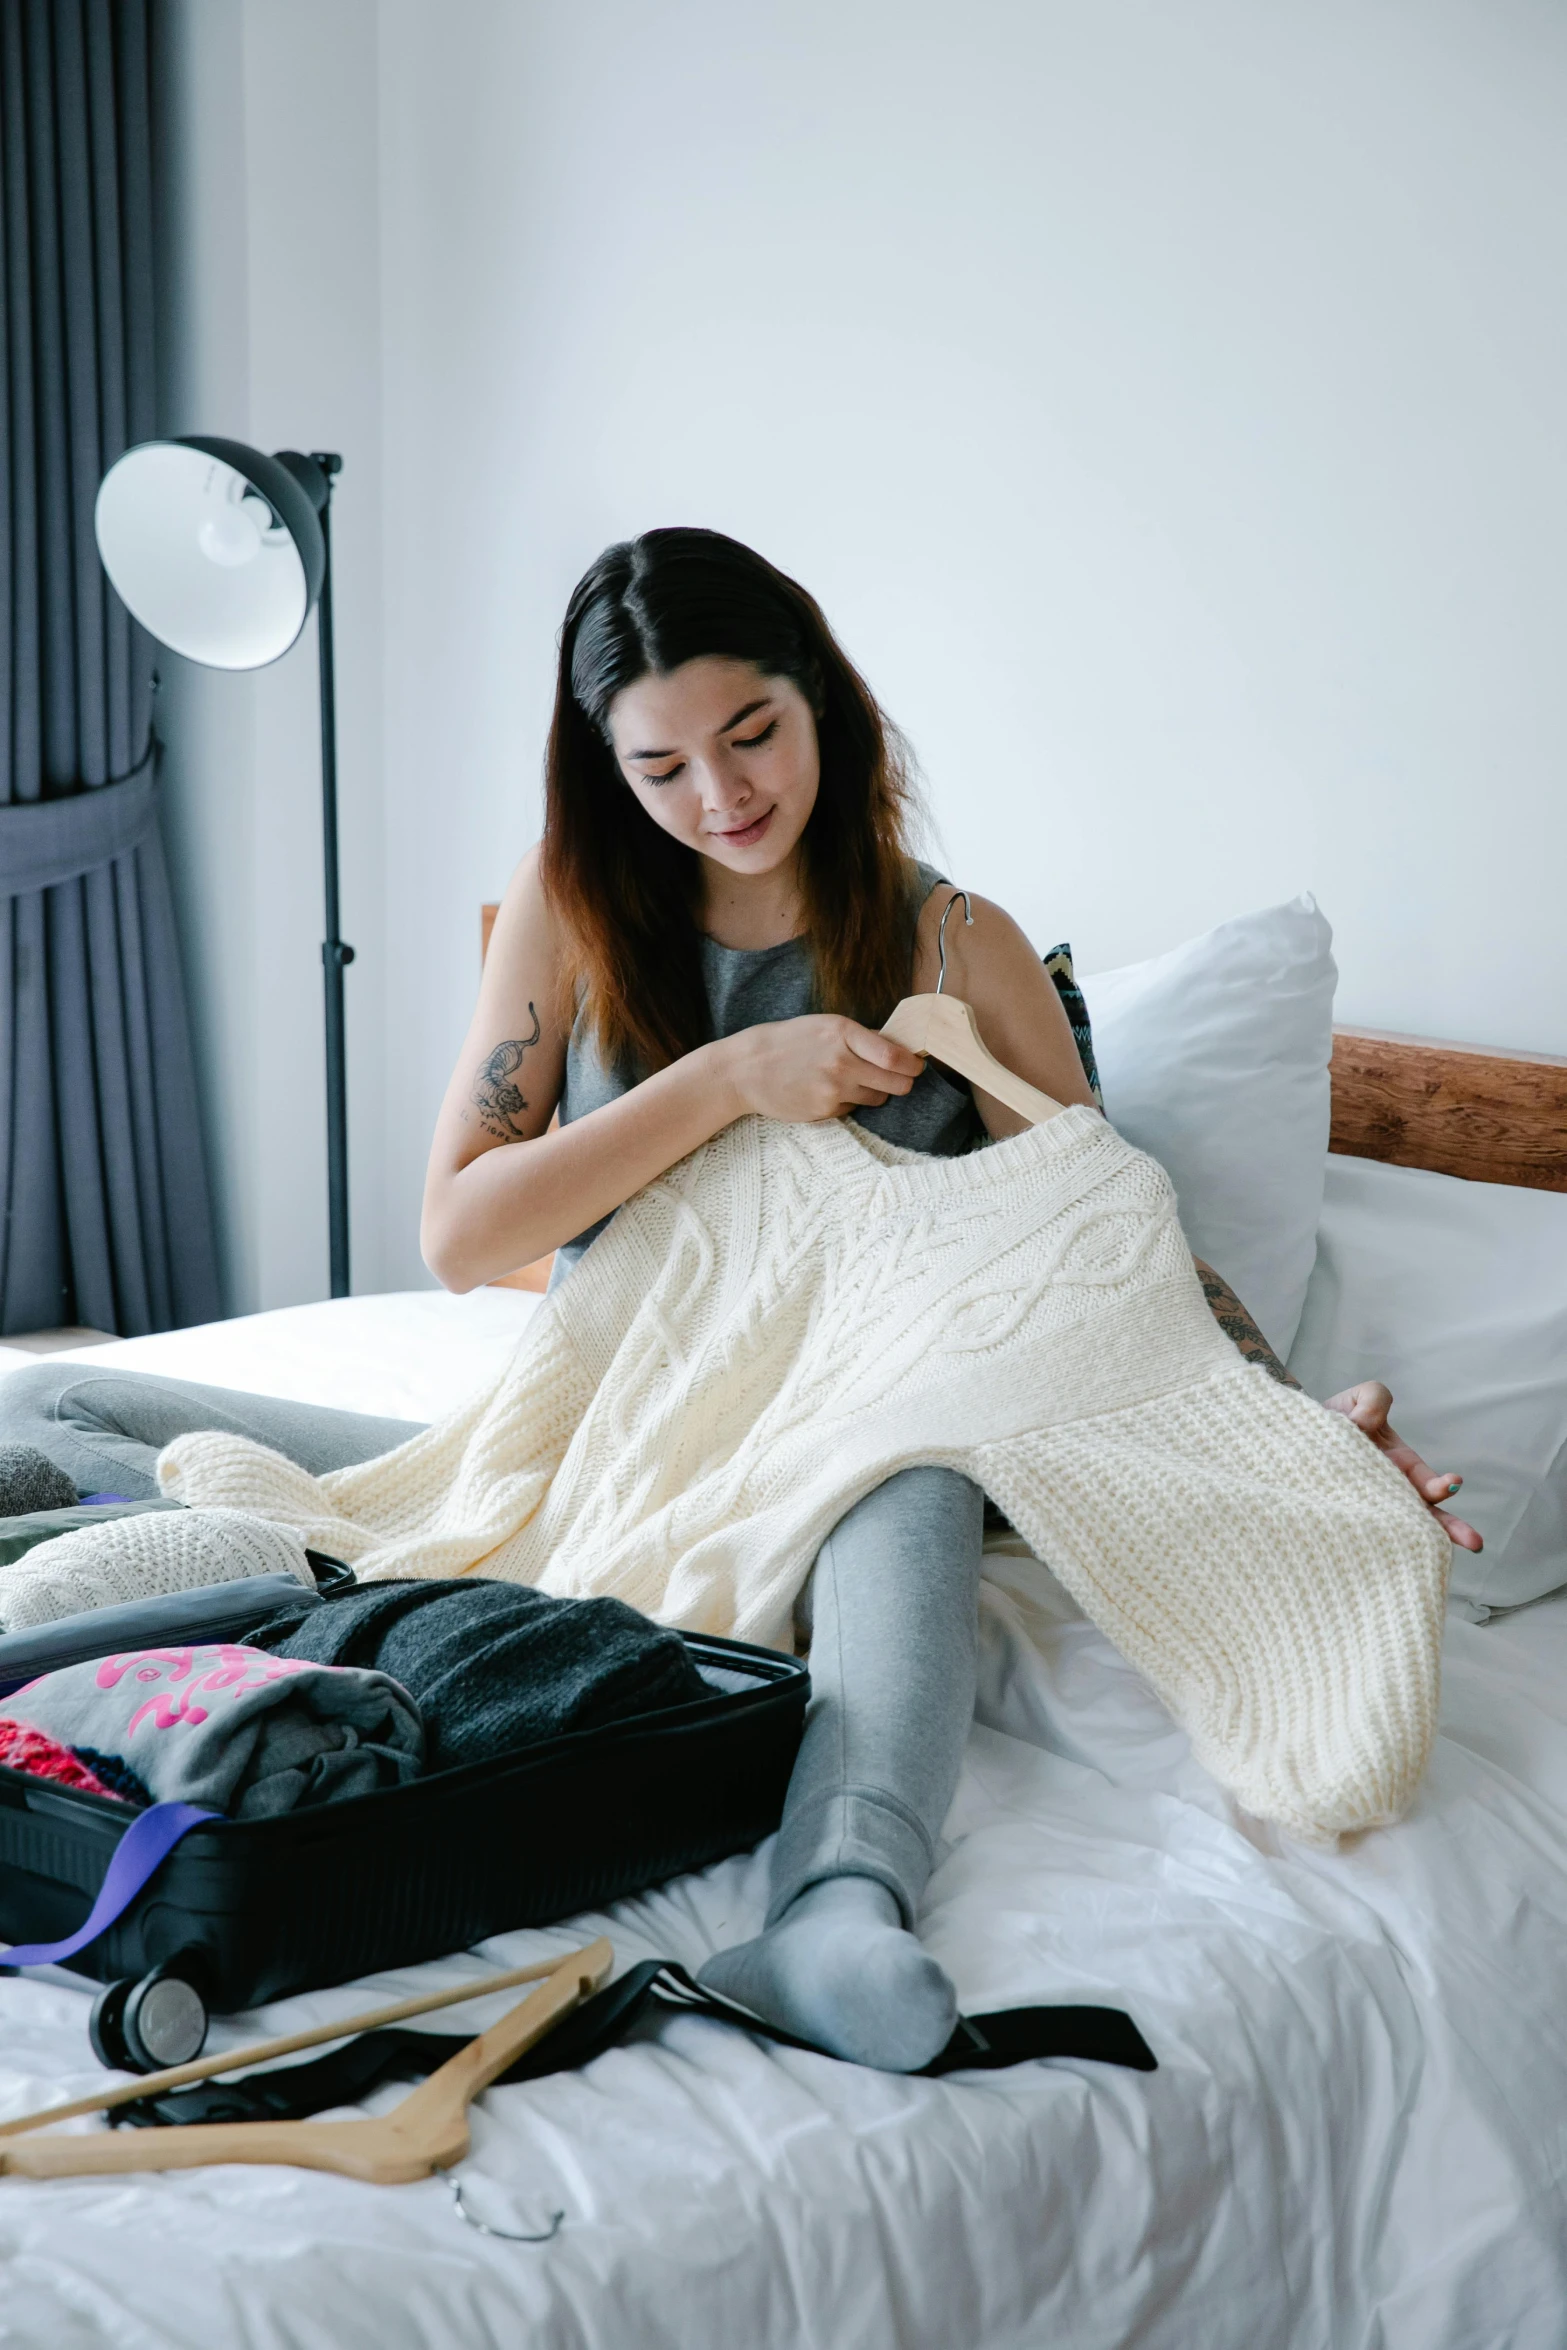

{"left": 550, "top": 861, "right": 984, "bottom": 1286}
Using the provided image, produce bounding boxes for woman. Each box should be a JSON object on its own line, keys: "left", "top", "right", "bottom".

{"left": 0, "top": 528, "right": 1477, "bottom": 2071}
{"left": 419, "top": 528, "right": 1477, "bottom": 2068}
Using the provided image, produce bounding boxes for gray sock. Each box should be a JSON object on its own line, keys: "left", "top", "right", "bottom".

{"left": 0, "top": 1445, "right": 78, "bottom": 1516}
{"left": 696, "top": 1874, "right": 958, "bottom": 2072}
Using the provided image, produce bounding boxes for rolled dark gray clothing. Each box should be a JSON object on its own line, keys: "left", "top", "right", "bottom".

{"left": 0, "top": 1446, "right": 78, "bottom": 1516}
{"left": 11, "top": 1642, "right": 424, "bottom": 1819}
{"left": 0, "top": 1362, "right": 425, "bottom": 1500}
{"left": 243, "top": 1578, "right": 710, "bottom": 1771}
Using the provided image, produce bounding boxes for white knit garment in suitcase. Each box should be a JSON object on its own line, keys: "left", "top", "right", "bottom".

{"left": 157, "top": 1108, "right": 1450, "bottom": 1843}
{"left": 0, "top": 1509, "right": 314, "bottom": 1632}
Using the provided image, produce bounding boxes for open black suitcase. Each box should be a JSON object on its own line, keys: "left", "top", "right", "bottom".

{"left": 0, "top": 1631, "right": 808, "bottom": 2015}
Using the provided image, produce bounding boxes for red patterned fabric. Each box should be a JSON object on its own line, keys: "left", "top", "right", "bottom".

{"left": 0, "top": 1716, "right": 121, "bottom": 1799}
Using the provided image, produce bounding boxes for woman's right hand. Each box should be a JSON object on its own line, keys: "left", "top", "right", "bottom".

{"left": 720, "top": 1015, "right": 925, "bottom": 1124}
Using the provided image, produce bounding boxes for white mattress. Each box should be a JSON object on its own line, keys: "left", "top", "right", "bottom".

{"left": 0, "top": 1285, "right": 546, "bottom": 1425}
{"left": 3, "top": 1292, "right": 1566, "bottom": 2349}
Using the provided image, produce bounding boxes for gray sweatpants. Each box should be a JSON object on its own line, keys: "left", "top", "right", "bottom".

{"left": 0, "top": 1362, "right": 981, "bottom": 1923}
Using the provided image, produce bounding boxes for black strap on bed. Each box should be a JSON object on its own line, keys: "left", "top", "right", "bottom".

{"left": 645, "top": 1963, "right": 1156, "bottom": 2074}
{"left": 113, "top": 1962, "right": 1155, "bottom": 2130}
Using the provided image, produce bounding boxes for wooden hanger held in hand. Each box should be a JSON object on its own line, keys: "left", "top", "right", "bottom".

{"left": 881, "top": 891, "right": 1068, "bottom": 1128}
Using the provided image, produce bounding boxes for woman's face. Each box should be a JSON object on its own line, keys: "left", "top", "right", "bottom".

{"left": 606, "top": 657, "right": 820, "bottom": 880}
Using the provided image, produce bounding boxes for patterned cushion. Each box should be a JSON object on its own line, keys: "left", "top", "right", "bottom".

{"left": 1043, "top": 944, "right": 1102, "bottom": 1105}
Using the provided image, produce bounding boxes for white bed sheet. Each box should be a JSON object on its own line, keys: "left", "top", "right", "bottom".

{"left": 3, "top": 1295, "right": 1566, "bottom": 2350}
{"left": 0, "top": 1286, "right": 544, "bottom": 1426}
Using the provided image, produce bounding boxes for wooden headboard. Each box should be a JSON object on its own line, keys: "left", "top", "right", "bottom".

{"left": 1328, "top": 1029, "right": 1567, "bottom": 1193}
{"left": 480, "top": 904, "right": 1567, "bottom": 1194}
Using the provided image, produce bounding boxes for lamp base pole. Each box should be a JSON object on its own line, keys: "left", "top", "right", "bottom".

{"left": 278, "top": 446, "right": 352, "bottom": 1301}
{"left": 314, "top": 455, "right": 352, "bottom": 1299}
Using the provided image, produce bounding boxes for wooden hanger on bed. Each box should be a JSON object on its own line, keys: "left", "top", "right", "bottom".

{"left": 0, "top": 1938, "right": 612, "bottom": 2184}
{"left": 881, "top": 891, "right": 1068, "bottom": 1127}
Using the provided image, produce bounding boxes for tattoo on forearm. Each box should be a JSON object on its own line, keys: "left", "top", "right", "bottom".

{"left": 1195, "top": 1259, "right": 1300, "bottom": 1388}
{"left": 472, "top": 1006, "right": 541, "bottom": 1140}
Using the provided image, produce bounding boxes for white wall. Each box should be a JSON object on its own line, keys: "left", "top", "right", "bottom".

{"left": 158, "top": 0, "right": 1567, "bottom": 1304}
{"left": 154, "top": 0, "right": 387, "bottom": 1313}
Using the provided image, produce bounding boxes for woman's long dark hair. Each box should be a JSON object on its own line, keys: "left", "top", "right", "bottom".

{"left": 541, "top": 528, "right": 919, "bottom": 1073}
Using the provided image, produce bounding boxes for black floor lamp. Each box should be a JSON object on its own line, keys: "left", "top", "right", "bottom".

{"left": 95, "top": 438, "right": 356, "bottom": 1298}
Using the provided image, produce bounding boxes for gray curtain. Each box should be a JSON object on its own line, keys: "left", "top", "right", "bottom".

{"left": 0, "top": 0, "right": 218, "bottom": 1336}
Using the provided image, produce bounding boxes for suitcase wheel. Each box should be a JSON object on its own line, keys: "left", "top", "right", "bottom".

{"left": 90, "top": 1958, "right": 209, "bottom": 2073}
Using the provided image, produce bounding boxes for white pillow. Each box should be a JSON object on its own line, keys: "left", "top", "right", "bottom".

{"left": 1287, "top": 1153, "right": 1567, "bottom": 1615}
{"left": 1078, "top": 896, "right": 1335, "bottom": 1360}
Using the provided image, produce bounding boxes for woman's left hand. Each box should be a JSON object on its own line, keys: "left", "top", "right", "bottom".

{"left": 1323, "top": 1381, "right": 1483, "bottom": 1551}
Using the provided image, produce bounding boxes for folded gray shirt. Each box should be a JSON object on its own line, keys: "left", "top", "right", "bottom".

{"left": 12, "top": 1640, "right": 424, "bottom": 1818}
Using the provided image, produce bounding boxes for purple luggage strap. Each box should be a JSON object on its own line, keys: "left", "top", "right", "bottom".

{"left": 0, "top": 1802, "right": 217, "bottom": 1970}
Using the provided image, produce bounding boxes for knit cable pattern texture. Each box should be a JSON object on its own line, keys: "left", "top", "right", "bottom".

{"left": 159, "top": 1109, "right": 1450, "bottom": 1842}
{"left": 0, "top": 1508, "right": 315, "bottom": 1634}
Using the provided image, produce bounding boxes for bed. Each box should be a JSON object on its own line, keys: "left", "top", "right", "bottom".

{"left": 2, "top": 909, "right": 1566, "bottom": 2350}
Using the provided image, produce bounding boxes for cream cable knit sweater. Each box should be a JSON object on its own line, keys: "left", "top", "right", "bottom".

{"left": 0, "top": 1510, "right": 314, "bottom": 1633}
{"left": 160, "top": 1109, "right": 1449, "bottom": 1841}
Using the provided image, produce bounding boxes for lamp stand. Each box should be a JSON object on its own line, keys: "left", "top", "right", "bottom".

{"left": 280, "top": 448, "right": 352, "bottom": 1298}
{"left": 313, "top": 453, "right": 353, "bottom": 1299}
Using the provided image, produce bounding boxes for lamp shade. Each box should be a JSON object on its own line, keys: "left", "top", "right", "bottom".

{"left": 94, "top": 436, "right": 327, "bottom": 670}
